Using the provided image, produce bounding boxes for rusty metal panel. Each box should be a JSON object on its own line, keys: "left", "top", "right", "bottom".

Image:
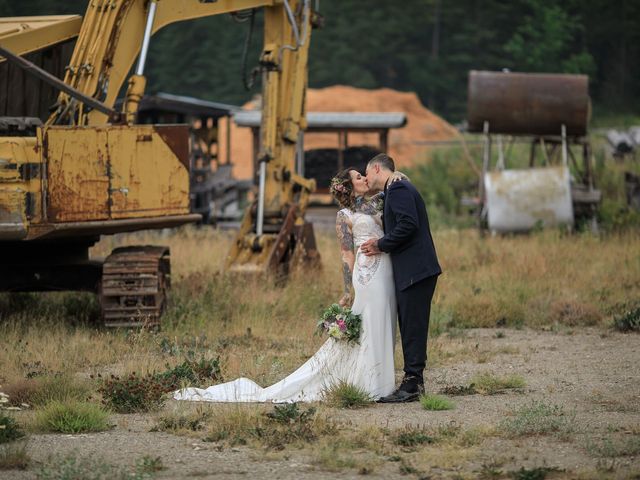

{"left": 107, "top": 125, "right": 190, "bottom": 219}
{"left": 468, "top": 71, "right": 590, "bottom": 136}
{"left": 0, "top": 188, "right": 26, "bottom": 239}
{"left": 46, "top": 127, "right": 110, "bottom": 222}
{"left": 485, "top": 166, "right": 574, "bottom": 232}
{"left": 0, "top": 137, "right": 43, "bottom": 237}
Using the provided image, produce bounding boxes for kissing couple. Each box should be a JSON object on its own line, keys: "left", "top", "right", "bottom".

{"left": 175, "top": 153, "right": 441, "bottom": 404}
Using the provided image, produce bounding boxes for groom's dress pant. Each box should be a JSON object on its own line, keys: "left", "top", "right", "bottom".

{"left": 396, "top": 274, "right": 438, "bottom": 381}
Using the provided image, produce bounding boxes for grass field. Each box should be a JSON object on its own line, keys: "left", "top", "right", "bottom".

{"left": 1, "top": 226, "right": 638, "bottom": 383}
{"left": 1, "top": 225, "right": 639, "bottom": 479}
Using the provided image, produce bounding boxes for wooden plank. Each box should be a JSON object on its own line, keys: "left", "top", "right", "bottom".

{"left": 0, "top": 59, "right": 8, "bottom": 115}
{"left": 6, "top": 61, "right": 25, "bottom": 116}
{"left": 24, "top": 51, "right": 42, "bottom": 117}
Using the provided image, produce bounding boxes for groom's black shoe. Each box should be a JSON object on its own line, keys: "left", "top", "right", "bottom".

{"left": 377, "top": 376, "right": 424, "bottom": 403}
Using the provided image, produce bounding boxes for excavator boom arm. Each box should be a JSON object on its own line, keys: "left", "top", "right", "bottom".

{"left": 53, "top": 0, "right": 275, "bottom": 125}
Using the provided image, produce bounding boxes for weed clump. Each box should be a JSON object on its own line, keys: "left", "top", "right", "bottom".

{"left": 393, "top": 426, "right": 435, "bottom": 448}
{"left": 36, "top": 453, "right": 161, "bottom": 480}
{"left": 439, "top": 373, "right": 525, "bottom": 397}
{"left": 33, "top": 401, "right": 111, "bottom": 433}
{"left": 136, "top": 455, "right": 165, "bottom": 474}
{"left": 500, "top": 401, "right": 575, "bottom": 438}
{"left": 440, "top": 384, "right": 477, "bottom": 396}
{"left": 153, "top": 406, "right": 210, "bottom": 433}
{"left": 323, "top": 381, "right": 373, "bottom": 409}
{"left": 419, "top": 394, "right": 455, "bottom": 411}
{"left": 204, "top": 403, "right": 335, "bottom": 449}
{"left": 585, "top": 435, "right": 640, "bottom": 458}
{"left": 508, "top": 466, "right": 562, "bottom": 480}
{"left": 97, "top": 356, "right": 222, "bottom": 413}
{"left": 471, "top": 373, "right": 526, "bottom": 395}
{"left": 0, "top": 441, "right": 29, "bottom": 470}
{"left": 2, "top": 375, "right": 91, "bottom": 408}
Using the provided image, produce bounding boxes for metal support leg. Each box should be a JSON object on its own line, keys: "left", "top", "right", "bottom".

{"left": 256, "top": 160, "right": 266, "bottom": 236}
{"left": 561, "top": 124, "right": 568, "bottom": 167}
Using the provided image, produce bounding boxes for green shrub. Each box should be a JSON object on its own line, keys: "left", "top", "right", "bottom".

{"left": 97, "top": 373, "right": 170, "bottom": 413}
{"left": 419, "top": 394, "right": 455, "bottom": 411}
{"left": 33, "top": 401, "right": 111, "bottom": 433}
{"left": 613, "top": 305, "right": 640, "bottom": 332}
{"left": 323, "top": 381, "right": 373, "bottom": 409}
{"left": 407, "top": 147, "right": 479, "bottom": 227}
{"left": 97, "top": 356, "right": 222, "bottom": 413}
{"left": 266, "top": 402, "right": 315, "bottom": 424}
{"left": 156, "top": 356, "right": 222, "bottom": 387}
{"left": 0, "top": 413, "right": 24, "bottom": 443}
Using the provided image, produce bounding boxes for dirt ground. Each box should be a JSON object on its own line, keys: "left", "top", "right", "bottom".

{"left": 5, "top": 328, "right": 640, "bottom": 480}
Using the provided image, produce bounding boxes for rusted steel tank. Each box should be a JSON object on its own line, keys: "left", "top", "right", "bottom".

{"left": 467, "top": 71, "right": 590, "bottom": 136}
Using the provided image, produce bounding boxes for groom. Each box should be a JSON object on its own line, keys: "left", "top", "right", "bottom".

{"left": 362, "top": 153, "right": 441, "bottom": 403}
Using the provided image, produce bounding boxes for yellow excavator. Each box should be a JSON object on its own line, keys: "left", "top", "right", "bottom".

{"left": 0, "top": 0, "right": 320, "bottom": 327}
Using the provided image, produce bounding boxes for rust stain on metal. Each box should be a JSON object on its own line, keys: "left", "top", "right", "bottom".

{"left": 46, "top": 127, "right": 110, "bottom": 222}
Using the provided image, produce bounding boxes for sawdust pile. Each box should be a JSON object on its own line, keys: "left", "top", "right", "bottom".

{"left": 222, "top": 85, "right": 459, "bottom": 180}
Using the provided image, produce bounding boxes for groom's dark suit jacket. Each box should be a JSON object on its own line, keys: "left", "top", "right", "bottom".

{"left": 377, "top": 179, "right": 441, "bottom": 291}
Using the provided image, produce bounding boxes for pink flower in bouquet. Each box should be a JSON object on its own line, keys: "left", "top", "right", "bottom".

{"left": 337, "top": 319, "right": 347, "bottom": 332}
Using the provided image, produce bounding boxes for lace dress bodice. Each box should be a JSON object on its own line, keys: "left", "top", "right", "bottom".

{"left": 339, "top": 208, "right": 385, "bottom": 286}
{"left": 339, "top": 208, "right": 384, "bottom": 249}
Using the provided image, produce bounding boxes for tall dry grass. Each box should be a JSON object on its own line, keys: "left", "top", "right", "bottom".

{"left": 0, "top": 225, "right": 638, "bottom": 386}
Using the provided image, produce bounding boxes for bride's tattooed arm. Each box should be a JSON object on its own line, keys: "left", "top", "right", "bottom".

{"left": 336, "top": 210, "right": 355, "bottom": 307}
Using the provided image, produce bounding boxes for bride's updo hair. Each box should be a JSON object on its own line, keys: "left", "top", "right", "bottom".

{"left": 330, "top": 168, "right": 359, "bottom": 210}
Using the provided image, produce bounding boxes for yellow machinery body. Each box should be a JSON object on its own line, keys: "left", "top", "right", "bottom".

{"left": 0, "top": 1, "right": 320, "bottom": 326}
{"left": 1, "top": 125, "right": 191, "bottom": 241}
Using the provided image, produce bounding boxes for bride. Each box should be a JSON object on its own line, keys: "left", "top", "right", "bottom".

{"left": 174, "top": 168, "right": 400, "bottom": 403}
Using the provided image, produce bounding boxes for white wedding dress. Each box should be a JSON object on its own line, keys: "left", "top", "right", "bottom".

{"left": 174, "top": 209, "right": 396, "bottom": 403}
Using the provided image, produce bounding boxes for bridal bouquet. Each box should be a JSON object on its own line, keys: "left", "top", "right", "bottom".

{"left": 317, "top": 304, "right": 362, "bottom": 343}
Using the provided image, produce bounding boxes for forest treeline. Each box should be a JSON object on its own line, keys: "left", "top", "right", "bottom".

{"left": 1, "top": 0, "right": 638, "bottom": 122}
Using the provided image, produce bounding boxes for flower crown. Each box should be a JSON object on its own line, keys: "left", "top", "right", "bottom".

{"left": 330, "top": 176, "right": 348, "bottom": 194}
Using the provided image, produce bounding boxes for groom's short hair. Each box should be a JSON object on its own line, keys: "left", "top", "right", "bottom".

{"left": 367, "top": 153, "right": 395, "bottom": 172}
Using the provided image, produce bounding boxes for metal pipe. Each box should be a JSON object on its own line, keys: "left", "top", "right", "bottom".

{"left": 256, "top": 160, "right": 267, "bottom": 236}
{"left": 497, "top": 134, "right": 505, "bottom": 170}
{"left": 136, "top": 0, "right": 158, "bottom": 76}
{"left": 561, "top": 124, "right": 568, "bottom": 166}
{"left": 0, "top": 45, "right": 118, "bottom": 119}
{"left": 296, "top": 129, "right": 305, "bottom": 175}
{"left": 279, "top": 0, "right": 309, "bottom": 60}
{"left": 283, "top": 0, "right": 301, "bottom": 47}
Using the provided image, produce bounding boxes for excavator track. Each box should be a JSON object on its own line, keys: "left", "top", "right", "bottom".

{"left": 100, "top": 246, "right": 170, "bottom": 328}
